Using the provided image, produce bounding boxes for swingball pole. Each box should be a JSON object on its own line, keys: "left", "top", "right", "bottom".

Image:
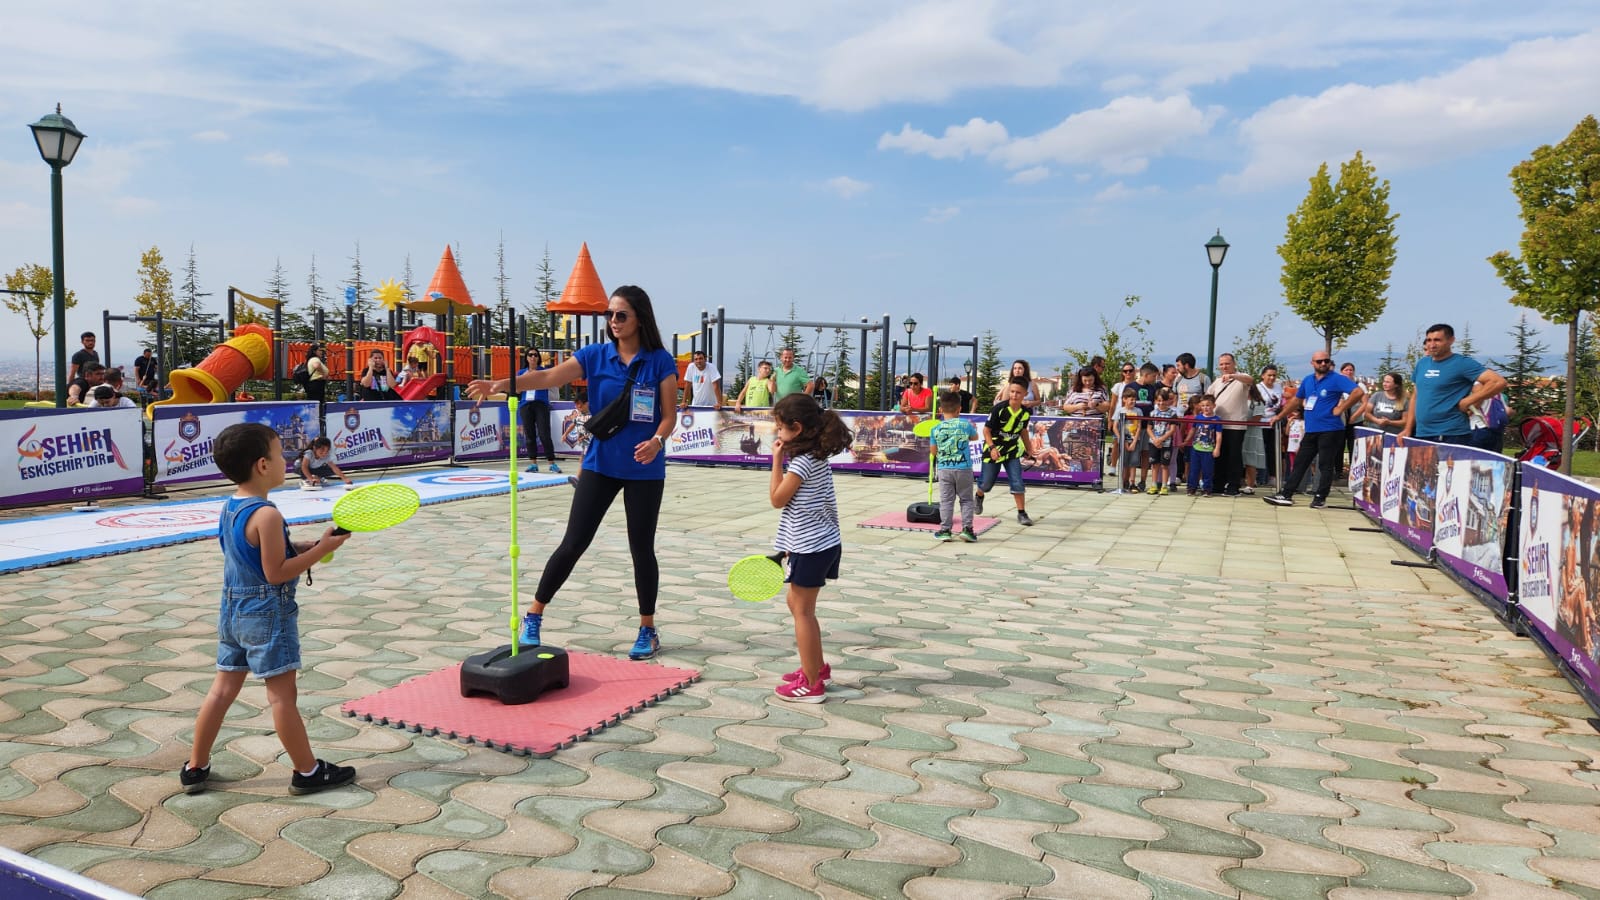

{"left": 507, "top": 395, "right": 520, "bottom": 656}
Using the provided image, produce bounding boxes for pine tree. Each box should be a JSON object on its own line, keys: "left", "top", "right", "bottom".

{"left": 1492, "top": 314, "right": 1551, "bottom": 421}
{"left": 345, "top": 241, "right": 373, "bottom": 319}
{"left": 1561, "top": 314, "right": 1600, "bottom": 449}
{"left": 731, "top": 335, "right": 755, "bottom": 399}
{"left": 862, "top": 341, "right": 885, "bottom": 410}
{"left": 266, "top": 259, "right": 311, "bottom": 341}
{"left": 307, "top": 255, "right": 335, "bottom": 339}
{"left": 1488, "top": 115, "right": 1600, "bottom": 473}
{"left": 176, "top": 245, "right": 214, "bottom": 365}
{"left": 781, "top": 303, "right": 803, "bottom": 353}
{"left": 1377, "top": 342, "right": 1401, "bottom": 379}
{"left": 132, "top": 247, "right": 180, "bottom": 359}
{"left": 4, "top": 263, "right": 77, "bottom": 398}
{"left": 827, "top": 327, "right": 856, "bottom": 409}
{"left": 977, "top": 329, "right": 1004, "bottom": 405}
{"left": 495, "top": 233, "right": 511, "bottom": 314}
{"left": 1279, "top": 152, "right": 1398, "bottom": 354}
{"left": 400, "top": 254, "right": 417, "bottom": 327}
{"left": 1457, "top": 322, "right": 1475, "bottom": 356}
{"left": 525, "top": 243, "right": 561, "bottom": 349}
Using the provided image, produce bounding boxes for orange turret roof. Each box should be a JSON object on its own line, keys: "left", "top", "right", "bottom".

{"left": 411, "top": 246, "right": 485, "bottom": 314}
{"left": 546, "top": 243, "right": 609, "bottom": 314}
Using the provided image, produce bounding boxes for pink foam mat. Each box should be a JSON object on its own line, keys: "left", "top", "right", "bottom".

{"left": 342, "top": 650, "right": 700, "bottom": 757}
{"left": 857, "top": 511, "right": 1003, "bottom": 534}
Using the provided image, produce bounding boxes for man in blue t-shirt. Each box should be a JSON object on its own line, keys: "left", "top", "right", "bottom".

{"left": 1264, "top": 351, "right": 1364, "bottom": 509}
{"left": 1401, "top": 323, "right": 1507, "bottom": 444}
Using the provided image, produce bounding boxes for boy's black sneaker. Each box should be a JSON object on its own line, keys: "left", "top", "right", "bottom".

{"left": 290, "top": 759, "right": 356, "bottom": 795}
{"left": 973, "top": 493, "right": 984, "bottom": 516}
{"left": 1263, "top": 494, "right": 1293, "bottom": 507}
{"left": 1017, "top": 510, "right": 1034, "bottom": 526}
{"left": 1309, "top": 496, "right": 1328, "bottom": 509}
{"left": 179, "top": 763, "right": 210, "bottom": 794}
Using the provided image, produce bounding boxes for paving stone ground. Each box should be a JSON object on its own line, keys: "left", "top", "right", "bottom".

{"left": 3, "top": 465, "right": 1599, "bottom": 899}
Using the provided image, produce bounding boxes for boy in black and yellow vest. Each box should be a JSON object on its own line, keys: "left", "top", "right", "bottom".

{"left": 974, "top": 376, "right": 1034, "bottom": 526}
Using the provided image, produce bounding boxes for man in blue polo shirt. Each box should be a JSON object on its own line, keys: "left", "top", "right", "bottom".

{"left": 1264, "top": 350, "right": 1364, "bottom": 509}
{"left": 1401, "top": 323, "right": 1507, "bottom": 444}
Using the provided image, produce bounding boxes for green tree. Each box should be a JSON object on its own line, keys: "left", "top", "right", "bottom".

{"left": 1278, "top": 152, "right": 1398, "bottom": 354}
{"left": 345, "top": 241, "right": 373, "bottom": 320}
{"left": 1488, "top": 115, "right": 1600, "bottom": 473}
{"left": 976, "top": 329, "right": 1004, "bottom": 406}
{"left": 176, "top": 244, "right": 215, "bottom": 365}
{"left": 1561, "top": 315, "right": 1600, "bottom": 450}
{"left": 827, "top": 327, "right": 855, "bottom": 409}
{"left": 1457, "top": 322, "right": 1475, "bottom": 356}
{"left": 780, "top": 303, "right": 803, "bottom": 354}
{"left": 306, "top": 254, "right": 334, "bottom": 338}
{"left": 132, "top": 247, "right": 180, "bottom": 359}
{"left": 1230, "top": 311, "right": 1283, "bottom": 377}
{"left": 526, "top": 243, "right": 560, "bottom": 350}
{"left": 1491, "top": 313, "right": 1552, "bottom": 422}
{"left": 1062, "top": 295, "right": 1153, "bottom": 377}
{"left": 1376, "top": 342, "right": 1401, "bottom": 380}
{"left": 4, "top": 263, "right": 77, "bottom": 398}
{"left": 862, "top": 341, "right": 885, "bottom": 410}
{"left": 266, "top": 259, "right": 312, "bottom": 341}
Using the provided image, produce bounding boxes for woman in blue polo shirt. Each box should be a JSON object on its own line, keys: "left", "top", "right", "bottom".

{"left": 468, "top": 285, "right": 678, "bottom": 661}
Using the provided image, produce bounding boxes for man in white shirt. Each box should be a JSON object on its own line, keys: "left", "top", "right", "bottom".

{"left": 680, "top": 350, "right": 723, "bottom": 409}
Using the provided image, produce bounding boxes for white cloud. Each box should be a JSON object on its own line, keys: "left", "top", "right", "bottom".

{"left": 990, "top": 95, "right": 1219, "bottom": 175}
{"left": 878, "top": 118, "right": 1009, "bottom": 160}
{"left": 1007, "top": 166, "right": 1050, "bottom": 185}
{"left": 923, "top": 206, "right": 960, "bottom": 223}
{"left": 1092, "top": 181, "right": 1161, "bottom": 203}
{"left": 192, "top": 130, "right": 229, "bottom": 142}
{"left": 825, "top": 175, "right": 870, "bottom": 199}
{"left": 247, "top": 151, "right": 289, "bottom": 167}
{"left": 1228, "top": 28, "right": 1600, "bottom": 189}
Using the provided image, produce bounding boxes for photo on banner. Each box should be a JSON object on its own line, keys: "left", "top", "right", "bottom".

{"left": 1351, "top": 428, "right": 1383, "bottom": 517}
{"left": 323, "top": 401, "right": 452, "bottom": 470}
{"left": 1381, "top": 439, "right": 1435, "bottom": 555}
{"left": 839, "top": 412, "right": 929, "bottom": 473}
{"left": 152, "top": 401, "right": 321, "bottom": 487}
{"left": 1518, "top": 465, "right": 1600, "bottom": 703}
{"left": 1016, "top": 416, "right": 1103, "bottom": 484}
{"left": 1430, "top": 443, "right": 1512, "bottom": 603}
{"left": 452, "top": 403, "right": 510, "bottom": 463}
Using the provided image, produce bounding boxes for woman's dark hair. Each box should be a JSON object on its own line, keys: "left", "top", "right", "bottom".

{"left": 772, "top": 393, "right": 853, "bottom": 460}
{"left": 609, "top": 285, "right": 665, "bottom": 352}
{"left": 308, "top": 343, "right": 323, "bottom": 358}
{"left": 1009, "top": 359, "right": 1033, "bottom": 382}
{"left": 1074, "top": 368, "right": 1096, "bottom": 391}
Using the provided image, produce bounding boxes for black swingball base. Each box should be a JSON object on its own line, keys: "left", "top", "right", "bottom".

{"left": 461, "top": 644, "right": 571, "bottom": 705}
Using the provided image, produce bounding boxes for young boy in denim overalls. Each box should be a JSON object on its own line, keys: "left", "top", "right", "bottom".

{"left": 180, "top": 423, "right": 356, "bottom": 795}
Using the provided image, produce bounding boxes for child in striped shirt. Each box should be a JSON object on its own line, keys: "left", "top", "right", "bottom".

{"left": 768, "top": 393, "right": 853, "bottom": 703}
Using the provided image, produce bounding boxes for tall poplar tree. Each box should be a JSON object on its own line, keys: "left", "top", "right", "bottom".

{"left": 1488, "top": 115, "right": 1600, "bottom": 473}
{"left": 1279, "top": 152, "right": 1398, "bottom": 353}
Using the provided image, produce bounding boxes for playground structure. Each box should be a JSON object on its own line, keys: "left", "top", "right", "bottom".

{"left": 147, "top": 323, "right": 272, "bottom": 414}
{"left": 97, "top": 242, "right": 972, "bottom": 413}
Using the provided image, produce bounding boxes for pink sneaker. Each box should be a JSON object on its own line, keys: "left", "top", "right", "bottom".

{"left": 775, "top": 675, "right": 827, "bottom": 703}
{"left": 780, "top": 663, "right": 831, "bottom": 685}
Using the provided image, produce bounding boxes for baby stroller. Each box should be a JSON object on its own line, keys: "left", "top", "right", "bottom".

{"left": 1517, "top": 416, "right": 1592, "bottom": 470}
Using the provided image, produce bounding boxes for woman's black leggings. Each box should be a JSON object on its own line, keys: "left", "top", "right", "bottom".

{"left": 535, "top": 470, "right": 664, "bottom": 615}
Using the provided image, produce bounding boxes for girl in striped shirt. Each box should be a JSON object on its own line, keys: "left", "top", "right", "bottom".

{"left": 769, "top": 393, "right": 852, "bottom": 703}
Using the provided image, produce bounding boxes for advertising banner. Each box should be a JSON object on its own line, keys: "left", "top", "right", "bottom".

{"left": 1351, "top": 428, "right": 1384, "bottom": 518}
{"left": 153, "top": 402, "right": 321, "bottom": 487}
{"left": 323, "top": 401, "right": 452, "bottom": 470}
{"left": 453, "top": 403, "right": 510, "bottom": 463}
{"left": 1431, "top": 443, "right": 1513, "bottom": 604}
{"left": 1380, "top": 438, "right": 1436, "bottom": 555}
{"left": 1517, "top": 465, "right": 1600, "bottom": 705}
{"left": 1, "top": 407, "right": 144, "bottom": 507}
{"left": 662, "top": 407, "right": 1103, "bottom": 483}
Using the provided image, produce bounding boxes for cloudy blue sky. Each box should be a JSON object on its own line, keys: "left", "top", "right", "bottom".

{"left": 2, "top": 1, "right": 1597, "bottom": 373}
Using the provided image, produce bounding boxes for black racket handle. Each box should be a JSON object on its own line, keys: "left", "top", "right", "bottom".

{"left": 331, "top": 526, "right": 350, "bottom": 535}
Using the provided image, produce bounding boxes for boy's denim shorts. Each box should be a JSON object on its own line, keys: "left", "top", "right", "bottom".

{"left": 980, "top": 457, "right": 1026, "bottom": 494}
{"left": 216, "top": 584, "right": 301, "bottom": 679}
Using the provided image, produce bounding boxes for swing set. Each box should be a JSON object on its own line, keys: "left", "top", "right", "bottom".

{"left": 704, "top": 308, "right": 892, "bottom": 409}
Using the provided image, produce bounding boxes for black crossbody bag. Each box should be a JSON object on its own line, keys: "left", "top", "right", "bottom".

{"left": 585, "top": 357, "right": 647, "bottom": 442}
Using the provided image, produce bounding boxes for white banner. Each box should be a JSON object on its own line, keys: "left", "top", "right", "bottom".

{"left": 454, "top": 404, "right": 510, "bottom": 461}
{"left": 324, "top": 401, "right": 452, "bottom": 469}
{"left": 152, "top": 402, "right": 322, "bottom": 486}
{"left": 1, "top": 407, "right": 144, "bottom": 507}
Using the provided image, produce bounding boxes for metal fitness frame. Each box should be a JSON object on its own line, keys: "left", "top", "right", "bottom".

{"left": 708, "top": 308, "right": 891, "bottom": 409}
{"left": 102, "top": 310, "right": 226, "bottom": 394}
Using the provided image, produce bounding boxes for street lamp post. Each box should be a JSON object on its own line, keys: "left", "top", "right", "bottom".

{"left": 902, "top": 316, "right": 917, "bottom": 382}
{"left": 29, "top": 104, "right": 86, "bottom": 408}
{"left": 1204, "top": 229, "right": 1230, "bottom": 377}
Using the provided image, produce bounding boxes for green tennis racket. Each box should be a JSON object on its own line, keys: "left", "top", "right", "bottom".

{"left": 728, "top": 552, "right": 785, "bottom": 602}
{"left": 330, "top": 483, "right": 421, "bottom": 534}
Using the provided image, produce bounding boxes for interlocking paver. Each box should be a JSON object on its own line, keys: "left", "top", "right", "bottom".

{"left": 3, "top": 467, "right": 1600, "bottom": 897}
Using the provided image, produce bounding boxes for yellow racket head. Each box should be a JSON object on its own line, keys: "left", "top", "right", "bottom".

{"left": 913, "top": 417, "right": 938, "bottom": 437}
{"left": 727, "top": 553, "right": 784, "bottom": 602}
{"left": 330, "top": 483, "right": 421, "bottom": 533}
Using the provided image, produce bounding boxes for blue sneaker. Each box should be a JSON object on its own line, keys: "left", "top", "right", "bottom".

{"left": 520, "top": 613, "right": 542, "bottom": 646}
{"left": 628, "top": 626, "right": 660, "bottom": 660}
{"left": 548, "top": 462, "right": 561, "bottom": 473}
{"left": 525, "top": 463, "right": 539, "bottom": 473}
